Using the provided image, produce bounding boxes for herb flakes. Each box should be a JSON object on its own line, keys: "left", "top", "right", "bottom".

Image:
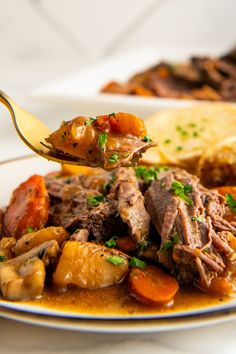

{"left": 172, "top": 180, "right": 193, "bottom": 206}
{"left": 143, "top": 135, "right": 152, "bottom": 143}
{"left": 226, "top": 193, "right": 236, "bottom": 212}
{"left": 98, "top": 132, "right": 108, "bottom": 150}
{"left": 0, "top": 255, "right": 6, "bottom": 262}
{"left": 87, "top": 195, "right": 105, "bottom": 207}
{"left": 106, "top": 255, "right": 124, "bottom": 266}
{"left": 108, "top": 153, "right": 119, "bottom": 163}
{"left": 105, "top": 236, "right": 118, "bottom": 248}
{"left": 160, "top": 234, "right": 180, "bottom": 252}
{"left": 129, "top": 257, "right": 146, "bottom": 269}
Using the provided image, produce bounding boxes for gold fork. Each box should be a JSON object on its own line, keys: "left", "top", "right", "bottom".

{"left": 0, "top": 90, "right": 87, "bottom": 165}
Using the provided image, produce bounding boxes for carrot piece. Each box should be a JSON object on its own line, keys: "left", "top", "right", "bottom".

{"left": 4, "top": 175, "right": 49, "bottom": 239}
{"left": 109, "top": 112, "right": 147, "bottom": 138}
{"left": 208, "top": 277, "right": 236, "bottom": 296}
{"left": 117, "top": 236, "right": 137, "bottom": 253}
{"left": 216, "top": 186, "right": 236, "bottom": 199}
{"left": 129, "top": 265, "right": 179, "bottom": 305}
{"left": 215, "top": 186, "right": 236, "bottom": 223}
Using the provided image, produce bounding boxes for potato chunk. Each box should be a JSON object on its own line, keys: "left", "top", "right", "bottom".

{"left": 0, "top": 258, "right": 45, "bottom": 301}
{"left": 53, "top": 241, "right": 129, "bottom": 289}
{"left": 14, "top": 226, "right": 68, "bottom": 256}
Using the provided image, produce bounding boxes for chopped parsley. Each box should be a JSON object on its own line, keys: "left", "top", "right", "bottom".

{"left": 193, "top": 131, "right": 199, "bottom": 138}
{"left": 27, "top": 227, "right": 35, "bottom": 233}
{"left": 98, "top": 132, "right": 108, "bottom": 150}
{"left": 160, "top": 234, "right": 180, "bottom": 252}
{"left": 138, "top": 240, "right": 151, "bottom": 251}
{"left": 172, "top": 180, "right": 193, "bottom": 206}
{"left": 106, "top": 255, "right": 124, "bottom": 266}
{"left": 108, "top": 153, "right": 119, "bottom": 163}
{"left": 188, "top": 122, "right": 197, "bottom": 128}
{"left": 134, "top": 166, "right": 157, "bottom": 182}
{"left": 191, "top": 216, "right": 204, "bottom": 222}
{"left": 103, "top": 174, "right": 116, "bottom": 193}
{"left": 109, "top": 112, "right": 116, "bottom": 117}
{"left": 203, "top": 248, "right": 210, "bottom": 253}
{"left": 105, "top": 236, "right": 118, "bottom": 248}
{"left": 135, "top": 165, "right": 168, "bottom": 183}
{"left": 164, "top": 139, "right": 171, "bottom": 144}
{"left": 87, "top": 195, "right": 105, "bottom": 207}
{"left": 0, "top": 255, "right": 6, "bottom": 262}
{"left": 129, "top": 257, "right": 146, "bottom": 269}
{"left": 176, "top": 146, "right": 183, "bottom": 151}
{"left": 226, "top": 193, "right": 236, "bottom": 212}
{"left": 64, "top": 177, "right": 72, "bottom": 184}
{"left": 176, "top": 126, "right": 188, "bottom": 137}
{"left": 143, "top": 135, "right": 152, "bottom": 143}
{"left": 85, "top": 117, "right": 96, "bottom": 126}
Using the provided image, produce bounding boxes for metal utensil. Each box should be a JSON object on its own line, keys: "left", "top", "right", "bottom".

{"left": 0, "top": 90, "right": 86, "bottom": 165}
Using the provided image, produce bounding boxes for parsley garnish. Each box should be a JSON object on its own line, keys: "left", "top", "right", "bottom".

{"left": 87, "top": 195, "right": 105, "bottom": 207}
{"left": 176, "top": 146, "right": 183, "bottom": 151}
{"left": 106, "top": 255, "right": 124, "bottom": 266}
{"left": 108, "top": 153, "right": 119, "bottom": 163}
{"left": 27, "top": 227, "right": 35, "bottom": 233}
{"left": 164, "top": 139, "right": 171, "bottom": 144}
{"left": 176, "top": 126, "right": 188, "bottom": 137}
{"left": 0, "top": 255, "right": 6, "bottom": 262}
{"left": 98, "top": 132, "right": 108, "bottom": 150}
{"left": 85, "top": 117, "right": 96, "bottom": 126}
{"left": 143, "top": 135, "right": 152, "bottom": 143}
{"left": 226, "top": 193, "right": 236, "bottom": 212}
{"left": 172, "top": 180, "right": 193, "bottom": 206}
{"left": 188, "top": 122, "right": 197, "bottom": 128}
{"left": 160, "top": 234, "right": 179, "bottom": 252}
{"left": 109, "top": 112, "right": 116, "bottom": 117}
{"left": 105, "top": 236, "right": 118, "bottom": 248}
{"left": 193, "top": 131, "right": 199, "bottom": 137}
{"left": 64, "top": 177, "right": 72, "bottom": 184}
{"left": 129, "top": 257, "right": 146, "bottom": 269}
{"left": 138, "top": 240, "right": 150, "bottom": 251}
{"left": 134, "top": 166, "right": 157, "bottom": 183}
{"left": 191, "top": 216, "right": 203, "bottom": 222}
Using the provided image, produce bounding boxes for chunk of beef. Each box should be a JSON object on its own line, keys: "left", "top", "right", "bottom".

{"left": 145, "top": 168, "right": 236, "bottom": 288}
{"left": 46, "top": 175, "right": 125, "bottom": 240}
{"left": 109, "top": 168, "right": 150, "bottom": 243}
{"left": 45, "top": 171, "right": 109, "bottom": 200}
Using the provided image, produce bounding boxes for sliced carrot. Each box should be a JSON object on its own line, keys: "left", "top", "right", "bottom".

{"left": 109, "top": 112, "right": 147, "bottom": 138}
{"left": 117, "top": 236, "right": 137, "bottom": 253}
{"left": 216, "top": 186, "right": 236, "bottom": 199}
{"left": 215, "top": 186, "right": 236, "bottom": 223}
{"left": 208, "top": 276, "right": 236, "bottom": 296}
{"left": 129, "top": 265, "right": 179, "bottom": 305}
{"left": 4, "top": 175, "right": 49, "bottom": 239}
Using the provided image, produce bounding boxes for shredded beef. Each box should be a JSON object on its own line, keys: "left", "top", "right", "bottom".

{"left": 145, "top": 168, "right": 236, "bottom": 288}
{"left": 109, "top": 168, "right": 150, "bottom": 243}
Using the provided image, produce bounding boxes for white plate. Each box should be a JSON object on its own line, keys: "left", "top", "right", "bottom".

{"left": 1, "top": 155, "right": 236, "bottom": 332}
{"left": 30, "top": 47, "right": 223, "bottom": 118}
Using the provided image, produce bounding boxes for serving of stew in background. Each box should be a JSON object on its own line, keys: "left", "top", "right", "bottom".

{"left": 0, "top": 111, "right": 236, "bottom": 317}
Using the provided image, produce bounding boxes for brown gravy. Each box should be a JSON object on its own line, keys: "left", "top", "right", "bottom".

{"left": 26, "top": 282, "right": 230, "bottom": 316}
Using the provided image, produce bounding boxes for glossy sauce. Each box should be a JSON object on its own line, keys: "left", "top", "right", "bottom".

{"left": 27, "top": 281, "right": 230, "bottom": 316}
